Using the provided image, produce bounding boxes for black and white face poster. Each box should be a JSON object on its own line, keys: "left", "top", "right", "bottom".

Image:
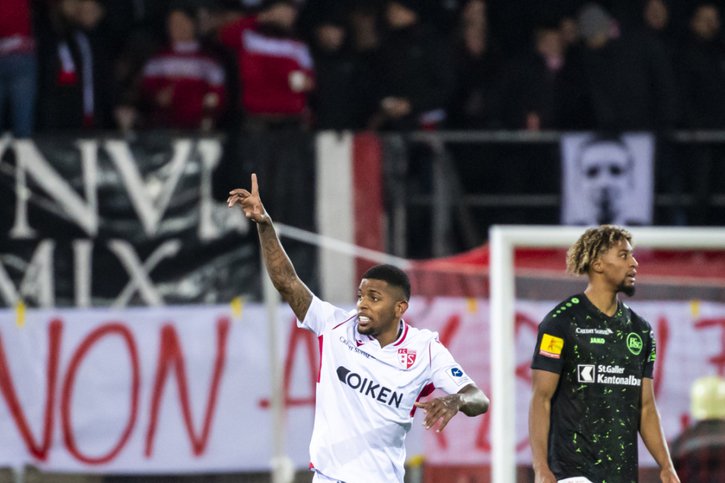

{"left": 561, "top": 133, "right": 654, "bottom": 226}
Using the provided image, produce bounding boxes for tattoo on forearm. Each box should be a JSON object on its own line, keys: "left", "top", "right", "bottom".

{"left": 258, "top": 223, "right": 312, "bottom": 319}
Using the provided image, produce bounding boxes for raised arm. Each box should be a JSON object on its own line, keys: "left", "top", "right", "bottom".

{"left": 639, "top": 378, "right": 680, "bottom": 483}
{"left": 227, "top": 173, "right": 313, "bottom": 320}
{"left": 529, "top": 369, "right": 560, "bottom": 483}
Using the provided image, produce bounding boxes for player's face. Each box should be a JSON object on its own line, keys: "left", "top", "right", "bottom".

{"left": 597, "top": 239, "right": 638, "bottom": 296}
{"left": 356, "top": 279, "right": 407, "bottom": 340}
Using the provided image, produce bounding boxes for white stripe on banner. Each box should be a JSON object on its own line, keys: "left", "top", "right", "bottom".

{"left": 315, "top": 132, "right": 355, "bottom": 303}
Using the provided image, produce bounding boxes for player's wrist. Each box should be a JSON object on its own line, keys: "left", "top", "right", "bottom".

{"left": 532, "top": 460, "right": 551, "bottom": 473}
{"left": 255, "top": 212, "right": 272, "bottom": 226}
{"left": 453, "top": 392, "right": 466, "bottom": 410}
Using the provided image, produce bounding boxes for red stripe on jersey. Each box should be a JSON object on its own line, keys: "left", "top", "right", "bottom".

{"left": 331, "top": 314, "right": 356, "bottom": 331}
{"left": 410, "top": 383, "right": 436, "bottom": 417}
{"left": 317, "top": 335, "right": 323, "bottom": 383}
{"left": 393, "top": 323, "right": 409, "bottom": 346}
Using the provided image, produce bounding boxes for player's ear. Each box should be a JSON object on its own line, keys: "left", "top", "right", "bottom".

{"left": 590, "top": 257, "right": 604, "bottom": 274}
{"left": 395, "top": 300, "right": 408, "bottom": 318}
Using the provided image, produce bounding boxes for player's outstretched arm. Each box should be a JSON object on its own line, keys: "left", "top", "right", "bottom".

{"left": 639, "top": 378, "right": 680, "bottom": 483}
{"left": 227, "top": 173, "right": 313, "bottom": 320}
{"left": 414, "top": 383, "right": 488, "bottom": 433}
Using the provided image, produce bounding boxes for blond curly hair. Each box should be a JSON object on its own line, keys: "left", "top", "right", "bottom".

{"left": 566, "top": 225, "right": 633, "bottom": 275}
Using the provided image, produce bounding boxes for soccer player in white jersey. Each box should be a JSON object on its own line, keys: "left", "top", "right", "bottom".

{"left": 228, "top": 174, "right": 489, "bottom": 483}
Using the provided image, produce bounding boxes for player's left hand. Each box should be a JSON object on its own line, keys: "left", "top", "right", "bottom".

{"left": 227, "top": 173, "right": 268, "bottom": 224}
{"left": 414, "top": 394, "right": 462, "bottom": 432}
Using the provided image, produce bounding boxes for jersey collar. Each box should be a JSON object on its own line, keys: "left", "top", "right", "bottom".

{"left": 392, "top": 320, "right": 409, "bottom": 346}
{"left": 354, "top": 320, "right": 409, "bottom": 347}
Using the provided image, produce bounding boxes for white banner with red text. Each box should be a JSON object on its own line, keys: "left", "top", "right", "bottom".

{"left": 1, "top": 298, "right": 723, "bottom": 472}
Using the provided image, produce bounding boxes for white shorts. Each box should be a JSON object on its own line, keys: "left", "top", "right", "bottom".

{"left": 558, "top": 478, "right": 594, "bottom": 483}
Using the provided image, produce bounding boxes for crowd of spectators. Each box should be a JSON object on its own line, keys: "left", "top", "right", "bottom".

{"left": 4, "top": 0, "right": 725, "bottom": 136}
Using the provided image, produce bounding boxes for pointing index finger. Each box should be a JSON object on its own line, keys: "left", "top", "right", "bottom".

{"left": 251, "top": 173, "right": 259, "bottom": 196}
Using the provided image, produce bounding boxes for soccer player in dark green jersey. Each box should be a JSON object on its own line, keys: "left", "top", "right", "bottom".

{"left": 529, "top": 225, "right": 680, "bottom": 483}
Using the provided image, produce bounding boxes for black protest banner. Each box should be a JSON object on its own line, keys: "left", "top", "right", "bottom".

{"left": 0, "top": 133, "right": 272, "bottom": 307}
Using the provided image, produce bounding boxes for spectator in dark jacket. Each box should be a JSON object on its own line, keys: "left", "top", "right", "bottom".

{"left": 639, "top": 0, "right": 679, "bottom": 63}
{"left": 36, "top": 0, "right": 114, "bottom": 131}
{"left": 673, "top": 2, "right": 725, "bottom": 128}
{"left": 309, "top": 9, "right": 372, "bottom": 131}
{"left": 575, "top": 2, "right": 678, "bottom": 130}
{"left": 492, "top": 22, "right": 570, "bottom": 130}
{"left": 447, "top": 0, "right": 503, "bottom": 129}
{"left": 368, "top": 0, "right": 456, "bottom": 131}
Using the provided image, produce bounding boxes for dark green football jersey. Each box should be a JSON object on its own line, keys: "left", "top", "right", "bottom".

{"left": 531, "top": 294, "right": 656, "bottom": 483}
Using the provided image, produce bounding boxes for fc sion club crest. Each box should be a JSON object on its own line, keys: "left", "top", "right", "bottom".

{"left": 398, "top": 348, "right": 416, "bottom": 369}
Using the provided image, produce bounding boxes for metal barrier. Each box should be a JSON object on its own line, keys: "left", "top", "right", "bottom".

{"left": 382, "top": 130, "right": 725, "bottom": 258}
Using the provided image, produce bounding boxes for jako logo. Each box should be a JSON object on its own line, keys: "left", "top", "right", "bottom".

{"left": 336, "top": 366, "right": 403, "bottom": 408}
{"left": 451, "top": 367, "right": 463, "bottom": 377}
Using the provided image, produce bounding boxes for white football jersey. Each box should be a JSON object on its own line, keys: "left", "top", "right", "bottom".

{"left": 299, "top": 296, "right": 474, "bottom": 483}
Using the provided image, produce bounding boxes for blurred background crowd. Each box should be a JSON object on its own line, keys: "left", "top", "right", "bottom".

{"left": 4, "top": 0, "right": 725, "bottom": 137}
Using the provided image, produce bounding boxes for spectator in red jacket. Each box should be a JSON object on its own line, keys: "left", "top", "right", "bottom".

{"left": 0, "top": 0, "right": 36, "bottom": 137}
{"left": 137, "top": 6, "right": 228, "bottom": 131}
{"left": 219, "top": 0, "right": 315, "bottom": 130}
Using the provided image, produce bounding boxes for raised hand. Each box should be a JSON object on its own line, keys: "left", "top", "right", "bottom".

{"left": 227, "top": 173, "right": 268, "bottom": 223}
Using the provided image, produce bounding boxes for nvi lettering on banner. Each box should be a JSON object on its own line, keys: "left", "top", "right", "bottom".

{"left": 0, "top": 138, "right": 249, "bottom": 308}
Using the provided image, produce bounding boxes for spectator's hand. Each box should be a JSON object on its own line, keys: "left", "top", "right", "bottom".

{"left": 203, "top": 93, "right": 219, "bottom": 109}
{"left": 414, "top": 394, "right": 463, "bottom": 432}
{"left": 157, "top": 86, "right": 175, "bottom": 107}
{"left": 114, "top": 105, "right": 137, "bottom": 132}
{"left": 288, "top": 71, "right": 315, "bottom": 92}
{"left": 302, "top": 74, "right": 315, "bottom": 92}
{"left": 227, "top": 173, "right": 268, "bottom": 224}
{"left": 381, "top": 97, "right": 411, "bottom": 119}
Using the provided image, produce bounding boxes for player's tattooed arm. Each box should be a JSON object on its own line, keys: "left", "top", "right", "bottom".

{"left": 257, "top": 221, "right": 313, "bottom": 320}
{"left": 228, "top": 174, "right": 313, "bottom": 320}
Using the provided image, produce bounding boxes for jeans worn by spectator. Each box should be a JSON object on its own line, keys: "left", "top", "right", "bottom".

{"left": 0, "top": 52, "right": 37, "bottom": 138}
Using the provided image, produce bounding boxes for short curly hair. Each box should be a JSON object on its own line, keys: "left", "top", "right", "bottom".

{"left": 361, "top": 264, "right": 411, "bottom": 300}
{"left": 566, "top": 225, "right": 633, "bottom": 275}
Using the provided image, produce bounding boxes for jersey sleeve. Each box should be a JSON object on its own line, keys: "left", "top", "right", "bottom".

{"left": 643, "top": 327, "right": 656, "bottom": 378}
{"left": 297, "top": 295, "right": 354, "bottom": 336}
{"left": 531, "top": 312, "right": 567, "bottom": 374}
{"left": 429, "top": 339, "right": 474, "bottom": 394}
